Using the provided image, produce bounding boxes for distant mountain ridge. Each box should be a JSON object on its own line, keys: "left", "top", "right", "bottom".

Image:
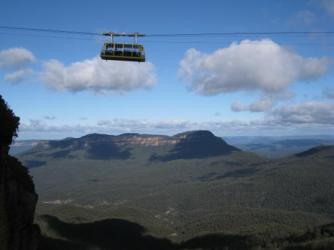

{"left": 12, "top": 134, "right": 334, "bottom": 158}
{"left": 32, "top": 130, "right": 239, "bottom": 153}
{"left": 20, "top": 130, "right": 241, "bottom": 165}
{"left": 19, "top": 132, "right": 334, "bottom": 164}
{"left": 48, "top": 130, "right": 233, "bottom": 148}
{"left": 226, "top": 136, "right": 334, "bottom": 158}
{"left": 9, "top": 140, "right": 46, "bottom": 156}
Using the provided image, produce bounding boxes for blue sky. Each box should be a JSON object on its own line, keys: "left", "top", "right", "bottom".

{"left": 0, "top": 0, "right": 334, "bottom": 139}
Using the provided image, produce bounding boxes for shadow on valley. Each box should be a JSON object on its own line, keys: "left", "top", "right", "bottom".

{"left": 38, "top": 215, "right": 175, "bottom": 250}
{"left": 86, "top": 142, "right": 131, "bottom": 160}
{"left": 37, "top": 215, "right": 260, "bottom": 250}
{"left": 38, "top": 215, "right": 334, "bottom": 250}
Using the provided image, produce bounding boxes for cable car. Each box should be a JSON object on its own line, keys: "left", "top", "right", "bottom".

{"left": 100, "top": 43, "right": 145, "bottom": 62}
{"left": 100, "top": 32, "right": 145, "bottom": 62}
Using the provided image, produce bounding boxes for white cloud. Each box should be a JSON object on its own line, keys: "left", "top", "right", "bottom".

{"left": 231, "top": 98, "right": 273, "bottom": 112}
{"left": 43, "top": 116, "right": 56, "bottom": 120}
{"left": 270, "top": 101, "right": 334, "bottom": 125}
{"left": 97, "top": 119, "right": 191, "bottom": 132}
{"left": 4, "top": 69, "right": 33, "bottom": 83}
{"left": 0, "top": 48, "right": 35, "bottom": 83}
{"left": 231, "top": 91, "right": 294, "bottom": 113}
{"left": 179, "top": 39, "right": 329, "bottom": 96}
{"left": 230, "top": 102, "right": 245, "bottom": 112}
{"left": 41, "top": 57, "right": 156, "bottom": 93}
{"left": 20, "top": 118, "right": 262, "bottom": 139}
{"left": 18, "top": 110, "right": 334, "bottom": 139}
{"left": 19, "top": 119, "right": 193, "bottom": 139}
{"left": 0, "top": 47, "right": 35, "bottom": 69}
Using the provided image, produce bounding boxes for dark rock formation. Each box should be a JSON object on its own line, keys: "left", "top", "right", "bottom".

{"left": 151, "top": 130, "right": 240, "bottom": 161}
{"left": 19, "top": 131, "right": 240, "bottom": 162}
{"left": 39, "top": 130, "right": 240, "bottom": 158}
{"left": 0, "top": 95, "right": 40, "bottom": 250}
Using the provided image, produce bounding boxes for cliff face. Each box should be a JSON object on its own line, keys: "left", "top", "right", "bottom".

{"left": 81, "top": 133, "right": 180, "bottom": 147}
{"left": 0, "top": 95, "right": 39, "bottom": 250}
{"left": 45, "top": 130, "right": 235, "bottom": 148}
{"left": 151, "top": 130, "right": 240, "bottom": 161}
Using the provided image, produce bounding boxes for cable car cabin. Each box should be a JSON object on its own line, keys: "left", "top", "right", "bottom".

{"left": 100, "top": 43, "right": 145, "bottom": 62}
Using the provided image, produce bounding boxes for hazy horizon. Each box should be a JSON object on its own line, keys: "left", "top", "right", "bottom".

{"left": 13, "top": 130, "right": 334, "bottom": 141}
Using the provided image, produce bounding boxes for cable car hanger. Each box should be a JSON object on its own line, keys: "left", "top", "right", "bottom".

{"left": 2, "top": 25, "right": 334, "bottom": 37}
{"left": 100, "top": 32, "right": 146, "bottom": 62}
{"left": 2, "top": 25, "right": 334, "bottom": 62}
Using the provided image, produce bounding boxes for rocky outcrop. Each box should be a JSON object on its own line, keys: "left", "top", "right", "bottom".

{"left": 46, "top": 130, "right": 236, "bottom": 148}
{"left": 80, "top": 133, "right": 179, "bottom": 147}
{"left": 151, "top": 130, "right": 240, "bottom": 161}
{"left": 113, "top": 134, "right": 180, "bottom": 146}
{"left": 47, "top": 133, "right": 179, "bottom": 148}
{"left": 0, "top": 95, "right": 39, "bottom": 250}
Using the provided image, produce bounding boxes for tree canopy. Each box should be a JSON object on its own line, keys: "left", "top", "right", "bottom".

{"left": 0, "top": 95, "right": 20, "bottom": 146}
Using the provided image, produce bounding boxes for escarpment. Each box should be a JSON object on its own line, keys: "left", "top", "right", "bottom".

{"left": 0, "top": 95, "right": 40, "bottom": 250}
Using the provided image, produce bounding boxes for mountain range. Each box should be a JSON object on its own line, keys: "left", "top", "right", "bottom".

{"left": 15, "top": 130, "right": 334, "bottom": 249}
{"left": 12, "top": 133, "right": 334, "bottom": 159}
{"left": 20, "top": 130, "right": 240, "bottom": 166}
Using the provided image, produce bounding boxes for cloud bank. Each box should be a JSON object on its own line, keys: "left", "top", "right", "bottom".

{"left": 270, "top": 101, "right": 334, "bottom": 125}
{"left": 19, "top": 100, "right": 334, "bottom": 139}
{"left": 4, "top": 69, "right": 33, "bottom": 83}
{"left": 41, "top": 57, "right": 156, "bottom": 93}
{"left": 0, "top": 48, "right": 35, "bottom": 83}
{"left": 179, "top": 39, "right": 329, "bottom": 96}
{"left": 231, "top": 98, "right": 274, "bottom": 112}
{"left": 0, "top": 48, "right": 35, "bottom": 69}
